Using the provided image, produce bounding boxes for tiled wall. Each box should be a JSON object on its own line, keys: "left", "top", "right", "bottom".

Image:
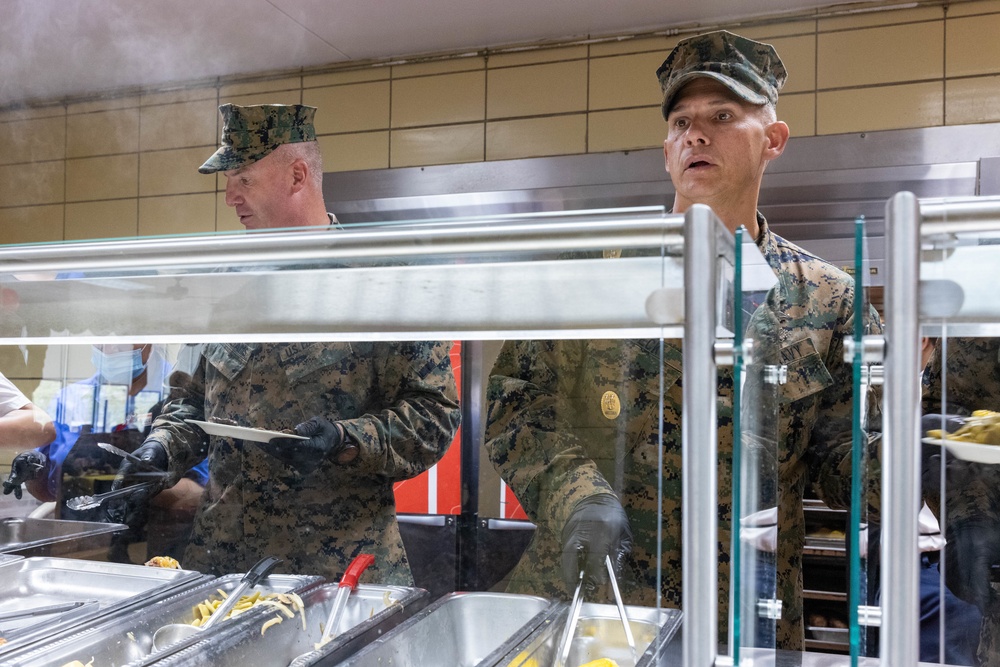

{"left": 1, "top": 0, "right": 1000, "bottom": 245}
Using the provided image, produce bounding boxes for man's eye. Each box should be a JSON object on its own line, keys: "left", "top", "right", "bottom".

{"left": 674, "top": 118, "right": 688, "bottom": 129}
{"left": 241, "top": 178, "right": 251, "bottom": 186}
{"left": 717, "top": 111, "right": 732, "bottom": 121}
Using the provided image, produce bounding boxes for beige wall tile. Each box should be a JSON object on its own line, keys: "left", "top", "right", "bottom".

{"left": 948, "top": 0, "right": 1000, "bottom": 17}
{"left": 67, "top": 96, "right": 140, "bottom": 114}
{"left": 947, "top": 14, "right": 1000, "bottom": 78}
{"left": 488, "top": 61, "right": 588, "bottom": 119}
{"left": 391, "top": 123, "right": 484, "bottom": 167}
{"left": 65, "top": 199, "right": 137, "bottom": 240}
{"left": 216, "top": 191, "right": 242, "bottom": 233}
{"left": 318, "top": 132, "right": 390, "bottom": 172}
{"left": 66, "top": 108, "right": 140, "bottom": 158}
{"left": 818, "top": 6, "right": 944, "bottom": 31}
{"left": 778, "top": 92, "right": 816, "bottom": 137}
{"left": 220, "top": 77, "right": 302, "bottom": 98}
{"left": 818, "top": 22, "right": 943, "bottom": 89}
{"left": 588, "top": 108, "right": 664, "bottom": 153}
{"left": 221, "top": 90, "right": 303, "bottom": 108}
{"left": 0, "top": 205, "right": 64, "bottom": 244}
{"left": 486, "top": 115, "right": 586, "bottom": 160}
{"left": 139, "top": 99, "right": 220, "bottom": 152}
{"left": 739, "top": 20, "right": 817, "bottom": 40}
{"left": 140, "top": 147, "right": 216, "bottom": 197}
{"left": 66, "top": 154, "right": 138, "bottom": 202}
{"left": 0, "top": 117, "right": 66, "bottom": 165}
{"left": 770, "top": 35, "right": 816, "bottom": 93}
{"left": 141, "top": 87, "right": 217, "bottom": 108}
{"left": 304, "top": 81, "right": 391, "bottom": 134}
{"left": 488, "top": 45, "right": 588, "bottom": 68}
{"left": 946, "top": 75, "right": 1000, "bottom": 124}
{"left": 589, "top": 52, "right": 666, "bottom": 111}
{"left": 393, "top": 57, "right": 485, "bottom": 78}
{"left": 0, "top": 162, "right": 64, "bottom": 207}
{"left": 304, "top": 67, "right": 390, "bottom": 89}
{"left": 589, "top": 36, "right": 677, "bottom": 58}
{"left": 817, "top": 82, "right": 943, "bottom": 134}
{"left": 138, "top": 193, "right": 216, "bottom": 236}
{"left": 392, "top": 72, "right": 485, "bottom": 128}
{"left": 0, "top": 105, "right": 65, "bottom": 123}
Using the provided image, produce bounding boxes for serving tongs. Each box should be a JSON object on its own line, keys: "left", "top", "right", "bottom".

{"left": 65, "top": 481, "right": 157, "bottom": 511}
{"left": 605, "top": 554, "right": 638, "bottom": 665}
{"left": 0, "top": 600, "right": 98, "bottom": 638}
{"left": 96, "top": 442, "right": 170, "bottom": 477}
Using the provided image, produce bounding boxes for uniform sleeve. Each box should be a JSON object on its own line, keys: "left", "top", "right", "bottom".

{"left": 339, "top": 340, "right": 460, "bottom": 481}
{"left": 144, "top": 360, "right": 211, "bottom": 482}
{"left": 484, "top": 339, "right": 615, "bottom": 535}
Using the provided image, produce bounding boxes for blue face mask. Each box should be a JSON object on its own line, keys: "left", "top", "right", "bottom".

{"left": 91, "top": 347, "right": 147, "bottom": 385}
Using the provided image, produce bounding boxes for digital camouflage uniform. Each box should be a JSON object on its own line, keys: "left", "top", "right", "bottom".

{"left": 485, "top": 215, "right": 880, "bottom": 649}
{"left": 923, "top": 337, "right": 1000, "bottom": 665}
{"left": 145, "top": 341, "right": 460, "bottom": 584}
{"left": 743, "top": 216, "right": 883, "bottom": 649}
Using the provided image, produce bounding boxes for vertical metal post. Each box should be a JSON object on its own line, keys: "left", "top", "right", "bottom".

{"left": 881, "top": 191, "right": 922, "bottom": 666}
{"left": 457, "top": 340, "right": 483, "bottom": 590}
{"left": 683, "top": 203, "right": 720, "bottom": 667}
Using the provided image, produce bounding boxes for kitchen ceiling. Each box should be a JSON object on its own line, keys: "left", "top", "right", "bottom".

{"left": 2, "top": 0, "right": 866, "bottom": 108}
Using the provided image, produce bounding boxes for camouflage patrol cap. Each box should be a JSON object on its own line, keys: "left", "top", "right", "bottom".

{"left": 655, "top": 30, "right": 786, "bottom": 119}
{"left": 198, "top": 104, "right": 318, "bottom": 174}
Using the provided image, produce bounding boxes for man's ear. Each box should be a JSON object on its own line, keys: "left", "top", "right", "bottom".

{"left": 289, "top": 158, "right": 309, "bottom": 194}
{"left": 763, "top": 120, "right": 790, "bottom": 161}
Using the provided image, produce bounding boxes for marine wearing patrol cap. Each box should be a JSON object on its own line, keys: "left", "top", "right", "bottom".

{"left": 198, "top": 103, "right": 318, "bottom": 174}
{"left": 655, "top": 30, "right": 787, "bottom": 119}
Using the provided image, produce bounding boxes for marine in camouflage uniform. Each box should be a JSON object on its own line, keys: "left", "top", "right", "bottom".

{"left": 923, "top": 337, "right": 1000, "bottom": 666}
{"left": 145, "top": 341, "right": 460, "bottom": 584}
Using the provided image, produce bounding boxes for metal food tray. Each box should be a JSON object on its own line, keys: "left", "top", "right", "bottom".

{"left": 151, "top": 583, "right": 428, "bottom": 667}
{"left": 0, "top": 518, "right": 128, "bottom": 557}
{"left": 0, "top": 557, "right": 205, "bottom": 658}
{"left": 334, "top": 591, "right": 558, "bottom": 667}
{"left": 500, "top": 602, "right": 683, "bottom": 667}
{"left": 0, "top": 572, "right": 321, "bottom": 667}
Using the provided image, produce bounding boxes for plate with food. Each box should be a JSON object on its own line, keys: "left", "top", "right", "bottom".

{"left": 923, "top": 409, "right": 1000, "bottom": 464}
{"left": 921, "top": 438, "right": 1000, "bottom": 465}
{"left": 184, "top": 419, "right": 307, "bottom": 443}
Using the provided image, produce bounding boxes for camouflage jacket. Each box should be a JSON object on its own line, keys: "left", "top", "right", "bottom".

{"left": 484, "top": 216, "right": 880, "bottom": 649}
{"left": 147, "top": 341, "right": 460, "bottom": 584}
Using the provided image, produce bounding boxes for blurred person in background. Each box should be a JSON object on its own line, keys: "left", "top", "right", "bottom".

{"left": 0, "top": 371, "right": 55, "bottom": 486}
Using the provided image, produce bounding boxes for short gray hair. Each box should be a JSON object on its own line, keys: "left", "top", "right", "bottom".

{"left": 276, "top": 141, "right": 324, "bottom": 189}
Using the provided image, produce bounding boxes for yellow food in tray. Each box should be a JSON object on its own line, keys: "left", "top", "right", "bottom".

{"left": 580, "top": 659, "right": 621, "bottom": 667}
{"left": 188, "top": 590, "right": 306, "bottom": 632}
{"left": 927, "top": 410, "right": 1000, "bottom": 446}
{"left": 145, "top": 556, "right": 181, "bottom": 569}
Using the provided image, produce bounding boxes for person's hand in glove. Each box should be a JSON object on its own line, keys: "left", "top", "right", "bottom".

{"left": 2, "top": 450, "right": 46, "bottom": 500}
{"left": 106, "top": 440, "right": 169, "bottom": 527}
{"left": 561, "top": 494, "right": 632, "bottom": 594}
{"left": 945, "top": 518, "right": 1000, "bottom": 613}
{"left": 257, "top": 416, "right": 357, "bottom": 475}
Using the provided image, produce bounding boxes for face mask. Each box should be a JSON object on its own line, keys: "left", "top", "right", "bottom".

{"left": 91, "top": 347, "right": 147, "bottom": 385}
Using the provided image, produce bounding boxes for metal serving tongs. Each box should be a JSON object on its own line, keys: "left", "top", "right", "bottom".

{"left": 65, "top": 481, "right": 157, "bottom": 511}
{"left": 553, "top": 569, "right": 586, "bottom": 667}
{"left": 605, "top": 554, "right": 638, "bottom": 666}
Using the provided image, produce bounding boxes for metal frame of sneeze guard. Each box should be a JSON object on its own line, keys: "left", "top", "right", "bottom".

{"left": 0, "top": 207, "right": 716, "bottom": 344}
{"left": 881, "top": 192, "right": 1000, "bottom": 666}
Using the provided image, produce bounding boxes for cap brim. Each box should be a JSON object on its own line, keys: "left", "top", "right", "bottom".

{"left": 660, "top": 71, "right": 769, "bottom": 119}
{"left": 198, "top": 145, "right": 276, "bottom": 174}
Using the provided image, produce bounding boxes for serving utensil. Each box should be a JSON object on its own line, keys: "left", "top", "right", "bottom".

{"left": 0, "top": 600, "right": 94, "bottom": 624}
{"left": 65, "top": 482, "right": 157, "bottom": 511}
{"left": 96, "top": 442, "right": 170, "bottom": 476}
{"left": 606, "top": 554, "right": 638, "bottom": 665}
{"left": 553, "top": 569, "right": 585, "bottom": 667}
{"left": 151, "top": 556, "right": 281, "bottom": 652}
{"left": 318, "top": 553, "right": 374, "bottom": 646}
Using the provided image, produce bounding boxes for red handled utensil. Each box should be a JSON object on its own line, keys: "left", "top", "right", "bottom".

{"left": 319, "top": 554, "right": 375, "bottom": 644}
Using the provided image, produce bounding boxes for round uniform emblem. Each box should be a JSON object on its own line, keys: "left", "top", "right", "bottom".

{"left": 600, "top": 390, "right": 621, "bottom": 419}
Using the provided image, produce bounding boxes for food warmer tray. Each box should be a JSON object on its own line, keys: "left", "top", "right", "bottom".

{"left": 0, "top": 557, "right": 205, "bottom": 658}
{"left": 0, "top": 572, "right": 320, "bottom": 667}
{"left": 151, "top": 583, "right": 428, "bottom": 667}
{"left": 0, "top": 518, "right": 128, "bottom": 557}
{"left": 332, "top": 591, "right": 558, "bottom": 667}
{"left": 500, "top": 601, "right": 683, "bottom": 667}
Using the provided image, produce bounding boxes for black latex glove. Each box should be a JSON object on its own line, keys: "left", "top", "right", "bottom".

{"left": 2, "top": 450, "right": 46, "bottom": 500}
{"left": 257, "top": 417, "right": 356, "bottom": 475}
{"left": 561, "top": 494, "right": 632, "bottom": 593}
{"left": 106, "top": 440, "right": 168, "bottom": 527}
{"left": 944, "top": 518, "right": 1000, "bottom": 613}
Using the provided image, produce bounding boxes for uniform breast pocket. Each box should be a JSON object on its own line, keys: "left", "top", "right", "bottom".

{"left": 277, "top": 343, "right": 362, "bottom": 418}
{"left": 779, "top": 337, "right": 834, "bottom": 403}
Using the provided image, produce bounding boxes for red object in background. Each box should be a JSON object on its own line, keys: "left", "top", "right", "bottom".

{"left": 503, "top": 484, "right": 528, "bottom": 520}
{"left": 0, "top": 287, "right": 19, "bottom": 311}
{"left": 393, "top": 342, "right": 463, "bottom": 515}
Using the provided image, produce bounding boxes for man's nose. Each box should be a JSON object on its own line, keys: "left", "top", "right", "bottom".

{"left": 684, "top": 120, "right": 710, "bottom": 145}
{"left": 224, "top": 182, "right": 241, "bottom": 207}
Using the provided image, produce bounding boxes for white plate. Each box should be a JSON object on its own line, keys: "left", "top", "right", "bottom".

{"left": 184, "top": 419, "right": 307, "bottom": 443}
{"left": 922, "top": 438, "right": 1000, "bottom": 465}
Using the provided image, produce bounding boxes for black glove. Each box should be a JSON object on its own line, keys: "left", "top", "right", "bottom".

{"left": 561, "top": 494, "right": 632, "bottom": 593}
{"left": 257, "top": 417, "right": 356, "bottom": 475}
{"left": 944, "top": 518, "right": 1000, "bottom": 613}
{"left": 106, "top": 440, "right": 168, "bottom": 527}
{"left": 2, "top": 450, "right": 46, "bottom": 500}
